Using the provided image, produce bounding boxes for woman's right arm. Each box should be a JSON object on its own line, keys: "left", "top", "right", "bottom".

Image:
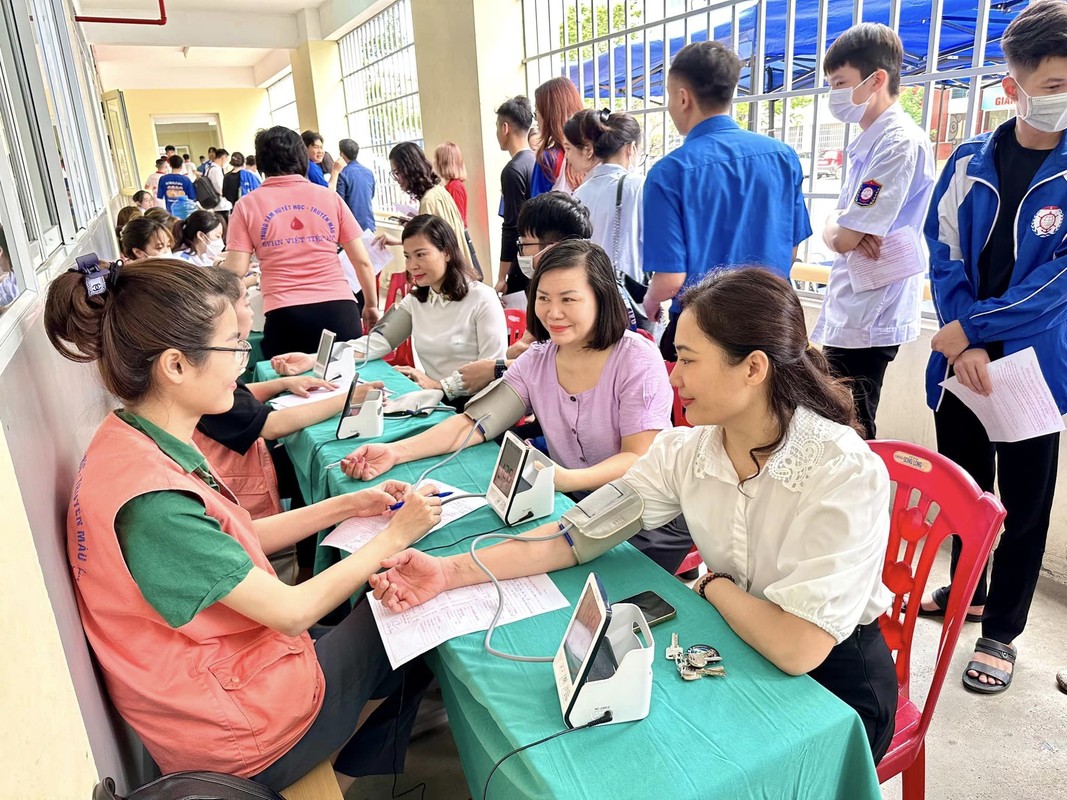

{"left": 224, "top": 250, "right": 252, "bottom": 278}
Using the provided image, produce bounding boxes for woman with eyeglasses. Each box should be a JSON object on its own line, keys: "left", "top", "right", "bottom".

{"left": 44, "top": 258, "right": 439, "bottom": 791}
{"left": 374, "top": 142, "right": 474, "bottom": 270}
{"left": 568, "top": 109, "right": 651, "bottom": 331}
{"left": 193, "top": 268, "right": 385, "bottom": 582}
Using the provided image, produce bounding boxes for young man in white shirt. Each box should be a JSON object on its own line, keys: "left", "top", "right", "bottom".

{"left": 144, "top": 158, "right": 168, "bottom": 208}
{"left": 811, "top": 23, "right": 935, "bottom": 440}
{"left": 207, "top": 147, "right": 233, "bottom": 221}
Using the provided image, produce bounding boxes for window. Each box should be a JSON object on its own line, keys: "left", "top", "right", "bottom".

{"left": 521, "top": 0, "right": 1023, "bottom": 287}
{"left": 267, "top": 71, "right": 299, "bottom": 132}
{"left": 339, "top": 0, "right": 422, "bottom": 212}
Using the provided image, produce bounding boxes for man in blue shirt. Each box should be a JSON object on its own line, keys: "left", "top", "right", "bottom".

{"left": 302, "top": 130, "right": 329, "bottom": 187}
{"left": 336, "top": 138, "right": 376, "bottom": 231}
{"left": 156, "top": 154, "right": 197, "bottom": 214}
{"left": 642, "top": 41, "right": 812, "bottom": 359}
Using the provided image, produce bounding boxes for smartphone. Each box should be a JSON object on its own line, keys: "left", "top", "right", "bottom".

{"left": 619, "top": 590, "right": 676, "bottom": 628}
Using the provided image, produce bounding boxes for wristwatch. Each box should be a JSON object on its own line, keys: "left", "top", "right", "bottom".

{"left": 696, "top": 572, "right": 736, "bottom": 600}
{"left": 493, "top": 358, "right": 507, "bottom": 381}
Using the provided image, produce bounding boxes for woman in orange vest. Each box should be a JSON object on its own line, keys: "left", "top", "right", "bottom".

{"left": 45, "top": 258, "right": 441, "bottom": 792}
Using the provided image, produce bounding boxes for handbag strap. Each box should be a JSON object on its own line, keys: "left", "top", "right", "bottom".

{"left": 612, "top": 173, "right": 625, "bottom": 275}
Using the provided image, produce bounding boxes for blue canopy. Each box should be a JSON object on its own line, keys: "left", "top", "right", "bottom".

{"left": 567, "top": 0, "right": 1028, "bottom": 100}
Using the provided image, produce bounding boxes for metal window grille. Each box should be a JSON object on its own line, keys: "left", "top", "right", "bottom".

{"left": 266, "top": 72, "right": 299, "bottom": 131}
{"left": 521, "top": 0, "right": 1025, "bottom": 280}
{"left": 339, "top": 0, "right": 423, "bottom": 212}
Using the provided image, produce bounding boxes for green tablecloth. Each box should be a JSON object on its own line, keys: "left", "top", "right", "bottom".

{"left": 272, "top": 363, "right": 883, "bottom": 799}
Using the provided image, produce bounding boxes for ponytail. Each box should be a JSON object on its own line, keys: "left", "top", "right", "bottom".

{"left": 45, "top": 259, "right": 231, "bottom": 405}
{"left": 564, "top": 108, "right": 642, "bottom": 160}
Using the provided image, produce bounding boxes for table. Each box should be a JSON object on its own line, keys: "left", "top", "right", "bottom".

{"left": 254, "top": 359, "right": 883, "bottom": 800}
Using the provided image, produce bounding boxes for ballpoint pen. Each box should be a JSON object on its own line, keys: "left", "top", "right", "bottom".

{"left": 389, "top": 491, "right": 454, "bottom": 511}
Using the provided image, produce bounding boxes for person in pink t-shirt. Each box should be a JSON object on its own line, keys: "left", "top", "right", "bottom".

{"left": 224, "top": 126, "right": 379, "bottom": 359}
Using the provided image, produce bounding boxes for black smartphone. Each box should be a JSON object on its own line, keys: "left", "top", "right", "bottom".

{"left": 619, "top": 590, "right": 676, "bottom": 628}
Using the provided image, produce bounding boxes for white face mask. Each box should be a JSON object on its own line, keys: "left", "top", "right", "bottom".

{"left": 149, "top": 250, "right": 173, "bottom": 260}
{"left": 203, "top": 237, "right": 225, "bottom": 261}
{"left": 517, "top": 254, "right": 535, "bottom": 279}
{"left": 828, "top": 73, "right": 874, "bottom": 124}
{"left": 1016, "top": 84, "right": 1067, "bottom": 134}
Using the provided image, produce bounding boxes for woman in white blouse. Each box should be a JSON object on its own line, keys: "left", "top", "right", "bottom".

{"left": 271, "top": 215, "right": 506, "bottom": 404}
{"left": 173, "top": 210, "right": 226, "bottom": 267}
{"left": 365, "top": 267, "right": 898, "bottom": 763}
{"left": 568, "top": 109, "right": 649, "bottom": 330}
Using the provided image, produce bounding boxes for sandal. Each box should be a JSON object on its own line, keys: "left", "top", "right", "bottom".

{"left": 962, "top": 637, "right": 1016, "bottom": 695}
{"left": 911, "top": 585, "right": 983, "bottom": 623}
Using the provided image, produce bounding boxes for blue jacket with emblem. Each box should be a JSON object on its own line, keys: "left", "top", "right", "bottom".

{"left": 925, "top": 119, "right": 1067, "bottom": 412}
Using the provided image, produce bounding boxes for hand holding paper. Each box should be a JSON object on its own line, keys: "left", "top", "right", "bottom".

{"left": 847, "top": 226, "right": 926, "bottom": 293}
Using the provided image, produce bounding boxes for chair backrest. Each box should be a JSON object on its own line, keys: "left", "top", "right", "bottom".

{"left": 385, "top": 271, "right": 410, "bottom": 310}
{"left": 868, "top": 440, "right": 1004, "bottom": 740}
{"left": 504, "top": 308, "right": 526, "bottom": 346}
{"left": 664, "top": 362, "right": 691, "bottom": 427}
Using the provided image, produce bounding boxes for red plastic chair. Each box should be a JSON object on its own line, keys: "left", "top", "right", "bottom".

{"left": 674, "top": 546, "right": 703, "bottom": 577}
{"left": 867, "top": 440, "right": 1005, "bottom": 800}
{"left": 381, "top": 272, "right": 415, "bottom": 368}
{"left": 664, "top": 362, "right": 692, "bottom": 428}
{"left": 504, "top": 308, "right": 526, "bottom": 347}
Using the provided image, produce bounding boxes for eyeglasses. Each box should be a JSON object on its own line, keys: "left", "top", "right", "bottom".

{"left": 516, "top": 238, "right": 546, "bottom": 252}
{"left": 185, "top": 339, "right": 252, "bottom": 368}
{"left": 390, "top": 170, "right": 401, "bottom": 179}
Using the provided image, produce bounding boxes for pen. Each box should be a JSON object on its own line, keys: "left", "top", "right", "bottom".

{"left": 389, "top": 491, "right": 454, "bottom": 511}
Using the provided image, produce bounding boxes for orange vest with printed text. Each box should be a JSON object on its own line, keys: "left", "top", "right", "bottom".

{"left": 67, "top": 413, "right": 323, "bottom": 776}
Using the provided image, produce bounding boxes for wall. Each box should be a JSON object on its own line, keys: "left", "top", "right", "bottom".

{"left": 154, "top": 126, "right": 220, "bottom": 162}
{"left": 120, "top": 89, "right": 270, "bottom": 188}
{"left": 800, "top": 299, "right": 1067, "bottom": 583}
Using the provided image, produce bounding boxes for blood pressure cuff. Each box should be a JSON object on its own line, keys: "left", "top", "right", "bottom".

{"left": 351, "top": 304, "right": 413, "bottom": 361}
{"left": 383, "top": 389, "right": 445, "bottom": 416}
{"left": 560, "top": 479, "right": 645, "bottom": 564}
{"left": 461, "top": 379, "right": 527, "bottom": 440}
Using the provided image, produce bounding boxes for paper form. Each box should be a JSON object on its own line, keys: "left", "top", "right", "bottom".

{"left": 940, "top": 347, "right": 1065, "bottom": 442}
{"left": 369, "top": 573, "right": 569, "bottom": 668}
{"left": 846, "top": 226, "right": 926, "bottom": 293}
{"left": 267, "top": 382, "right": 349, "bottom": 409}
{"left": 361, "top": 230, "right": 394, "bottom": 275}
{"left": 321, "top": 482, "right": 488, "bottom": 553}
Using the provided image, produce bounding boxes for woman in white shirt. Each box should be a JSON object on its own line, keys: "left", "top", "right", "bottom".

{"left": 568, "top": 109, "right": 649, "bottom": 330}
{"left": 366, "top": 267, "right": 898, "bottom": 763}
{"left": 173, "top": 210, "right": 226, "bottom": 267}
{"left": 272, "top": 214, "right": 506, "bottom": 404}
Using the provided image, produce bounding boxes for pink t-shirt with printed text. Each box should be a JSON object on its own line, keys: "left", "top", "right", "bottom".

{"left": 227, "top": 174, "right": 362, "bottom": 313}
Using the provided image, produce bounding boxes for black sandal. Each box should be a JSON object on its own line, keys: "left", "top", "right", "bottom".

{"left": 962, "top": 637, "right": 1017, "bottom": 695}
{"left": 912, "top": 585, "right": 983, "bottom": 623}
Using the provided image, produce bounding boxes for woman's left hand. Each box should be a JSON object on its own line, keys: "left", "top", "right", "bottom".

{"left": 347, "top": 480, "right": 410, "bottom": 517}
{"left": 395, "top": 366, "right": 441, "bottom": 391}
{"left": 282, "top": 376, "right": 337, "bottom": 397}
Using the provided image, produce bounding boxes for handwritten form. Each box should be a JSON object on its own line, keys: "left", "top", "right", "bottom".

{"left": 369, "top": 574, "right": 569, "bottom": 668}
{"left": 320, "top": 482, "right": 488, "bottom": 553}
{"left": 847, "top": 226, "right": 926, "bottom": 293}
{"left": 940, "top": 347, "right": 1065, "bottom": 442}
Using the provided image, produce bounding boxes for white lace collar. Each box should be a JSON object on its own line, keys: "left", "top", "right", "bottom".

{"left": 693, "top": 407, "right": 838, "bottom": 492}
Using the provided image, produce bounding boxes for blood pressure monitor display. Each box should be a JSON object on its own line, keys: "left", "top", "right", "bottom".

{"left": 563, "top": 587, "right": 604, "bottom": 683}
{"left": 491, "top": 436, "right": 525, "bottom": 497}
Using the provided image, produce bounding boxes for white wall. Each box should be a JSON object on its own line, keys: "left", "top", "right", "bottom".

{"left": 801, "top": 298, "right": 1067, "bottom": 584}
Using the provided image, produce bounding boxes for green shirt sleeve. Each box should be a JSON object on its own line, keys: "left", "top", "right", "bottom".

{"left": 115, "top": 490, "right": 254, "bottom": 628}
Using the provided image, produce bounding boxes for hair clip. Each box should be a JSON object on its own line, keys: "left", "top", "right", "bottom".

{"left": 598, "top": 107, "right": 611, "bottom": 123}
{"left": 68, "top": 252, "right": 120, "bottom": 298}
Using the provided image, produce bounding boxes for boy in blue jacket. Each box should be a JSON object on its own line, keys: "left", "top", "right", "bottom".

{"left": 921, "top": 0, "right": 1067, "bottom": 694}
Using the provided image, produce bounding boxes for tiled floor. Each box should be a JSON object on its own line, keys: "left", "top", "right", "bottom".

{"left": 349, "top": 545, "right": 1067, "bottom": 800}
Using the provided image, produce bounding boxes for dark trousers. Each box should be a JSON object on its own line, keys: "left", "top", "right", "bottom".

{"left": 934, "top": 389, "right": 1060, "bottom": 644}
{"left": 629, "top": 515, "right": 695, "bottom": 574}
{"left": 810, "top": 622, "right": 898, "bottom": 763}
{"left": 822, "top": 345, "right": 899, "bottom": 440}
{"left": 658, "top": 311, "right": 680, "bottom": 361}
{"left": 251, "top": 599, "right": 432, "bottom": 789}
{"left": 261, "top": 299, "right": 363, "bottom": 360}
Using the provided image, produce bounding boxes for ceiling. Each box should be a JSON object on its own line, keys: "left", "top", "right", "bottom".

{"left": 75, "top": 0, "right": 324, "bottom": 13}
{"left": 92, "top": 45, "right": 276, "bottom": 68}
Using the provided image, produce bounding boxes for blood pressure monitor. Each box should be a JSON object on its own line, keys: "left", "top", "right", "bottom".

{"left": 336, "top": 377, "right": 384, "bottom": 440}
{"left": 486, "top": 431, "right": 555, "bottom": 526}
{"left": 312, "top": 329, "right": 337, "bottom": 380}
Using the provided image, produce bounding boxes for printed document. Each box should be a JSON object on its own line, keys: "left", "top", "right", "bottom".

{"left": 321, "top": 482, "right": 488, "bottom": 553}
{"left": 940, "top": 347, "right": 1065, "bottom": 442}
{"left": 847, "top": 226, "right": 926, "bottom": 293}
{"left": 370, "top": 574, "right": 569, "bottom": 668}
{"left": 360, "top": 230, "right": 394, "bottom": 275}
